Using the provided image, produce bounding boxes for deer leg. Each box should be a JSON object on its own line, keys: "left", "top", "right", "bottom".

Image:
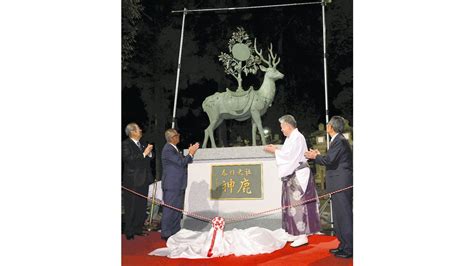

{"left": 209, "top": 123, "right": 216, "bottom": 148}
{"left": 203, "top": 114, "right": 213, "bottom": 148}
{"left": 251, "top": 111, "right": 266, "bottom": 146}
{"left": 203, "top": 113, "right": 218, "bottom": 149}
{"left": 210, "top": 118, "right": 224, "bottom": 148}
{"left": 203, "top": 123, "right": 214, "bottom": 149}
{"left": 204, "top": 122, "right": 216, "bottom": 149}
{"left": 204, "top": 123, "right": 216, "bottom": 149}
{"left": 203, "top": 126, "right": 209, "bottom": 149}
{"left": 251, "top": 119, "right": 257, "bottom": 146}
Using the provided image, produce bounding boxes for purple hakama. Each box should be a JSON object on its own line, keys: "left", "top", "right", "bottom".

{"left": 281, "top": 168, "right": 321, "bottom": 235}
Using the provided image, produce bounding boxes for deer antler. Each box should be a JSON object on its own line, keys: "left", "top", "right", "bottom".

{"left": 268, "top": 43, "right": 280, "bottom": 67}
{"left": 254, "top": 38, "right": 280, "bottom": 68}
{"left": 254, "top": 38, "right": 271, "bottom": 67}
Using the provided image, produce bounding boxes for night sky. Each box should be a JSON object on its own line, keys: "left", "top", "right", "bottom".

{"left": 122, "top": 0, "right": 352, "bottom": 152}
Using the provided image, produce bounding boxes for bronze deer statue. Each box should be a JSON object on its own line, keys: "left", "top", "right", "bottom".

{"left": 202, "top": 40, "right": 284, "bottom": 148}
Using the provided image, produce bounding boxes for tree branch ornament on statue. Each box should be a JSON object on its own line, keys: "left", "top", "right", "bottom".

{"left": 202, "top": 27, "right": 284, "bottom": 148}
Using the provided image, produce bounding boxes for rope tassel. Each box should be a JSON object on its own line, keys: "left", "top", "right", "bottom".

{"left": 207, "top": 217, "right": 225, "bottom": 257}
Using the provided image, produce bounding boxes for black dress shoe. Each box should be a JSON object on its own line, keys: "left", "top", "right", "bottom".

{"left": 126, "top": 234, "right": 134, "bottom": 240}
{"left": 135, "top": 232, "right": 148, "bottom": 237}
{"left": 335, "top": 250, "right": 353, "bottom": 258}
{"left": 329, "top": 248, "right": 342, "bottom": 254}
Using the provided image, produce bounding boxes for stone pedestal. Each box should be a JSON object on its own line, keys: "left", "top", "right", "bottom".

{"left": 182, "top": 146, "right": 282, "bottom": 231}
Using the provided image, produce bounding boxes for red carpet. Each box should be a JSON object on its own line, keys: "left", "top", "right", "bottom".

{"left": 122, "top": 232, "right": 353, "bottom": 266}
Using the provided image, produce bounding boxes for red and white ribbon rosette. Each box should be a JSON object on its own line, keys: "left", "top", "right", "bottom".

{"left": 207, "top": 217, "right": 225, "bottom": 257}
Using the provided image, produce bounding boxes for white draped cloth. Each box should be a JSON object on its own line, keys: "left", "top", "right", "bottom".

{"left": 274, "top": 128, "right": 310, "bottom": 193}
{"left": 148, "top": 181, "right": 163, "bottom": 201}
{"left": 149, "top": 227, "right": 291, "bottom": 258}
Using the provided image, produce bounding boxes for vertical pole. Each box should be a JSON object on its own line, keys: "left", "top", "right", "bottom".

{"left": 171, "top": 8, "right": 187, "bottom": 129}
{"left": 322, "top": 2, "right": 329, "bottom": 145}
{"left": 321, "top": 1, "right": 334, "bottom": 232}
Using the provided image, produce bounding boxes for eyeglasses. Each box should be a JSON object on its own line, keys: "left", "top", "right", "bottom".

{"left": 171, "top": 133, "right": 180, "bottom": 138}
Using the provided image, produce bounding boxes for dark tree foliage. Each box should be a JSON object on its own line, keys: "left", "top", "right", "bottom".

{"left": 122, "top": 0, "right": 144, "bottom": 70}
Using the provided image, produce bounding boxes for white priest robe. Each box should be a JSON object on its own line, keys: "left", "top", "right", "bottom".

{"left": 274, "top": 128, "right": 310, "bottom": 193}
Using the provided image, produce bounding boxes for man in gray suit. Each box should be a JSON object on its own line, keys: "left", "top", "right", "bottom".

{"left": 160, "top": 128, "right": 200, "bottom": 240}
{"left": 305, "top": 116, "right": 353, "bottom": 258}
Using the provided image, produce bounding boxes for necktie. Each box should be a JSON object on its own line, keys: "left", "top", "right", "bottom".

{"left": 137, "top": 141, "right": 143, "bottom": 151}
{"left": 176, "top": 147, "right": 183, "bottom": 158}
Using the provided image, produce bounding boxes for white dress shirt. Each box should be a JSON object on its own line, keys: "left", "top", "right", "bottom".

{"left": 169, "top": 143, "right": 193, "bottom": 157}
{"left": 131, "top": 138, "right": 152, "bottom": 158}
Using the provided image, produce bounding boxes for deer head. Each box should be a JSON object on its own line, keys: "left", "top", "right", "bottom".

{"left": 254, "top": 38, "right": 284, "bottom": 81}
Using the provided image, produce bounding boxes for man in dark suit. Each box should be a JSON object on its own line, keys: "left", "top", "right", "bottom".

{"left": 305, "top": 116, "right": 353, "bottom": 258}
{"left": 122, "top": 123, "right": 154, "bottom": 240}
{"left": 160, "top": 128, "right": 200, "bottom": 240}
